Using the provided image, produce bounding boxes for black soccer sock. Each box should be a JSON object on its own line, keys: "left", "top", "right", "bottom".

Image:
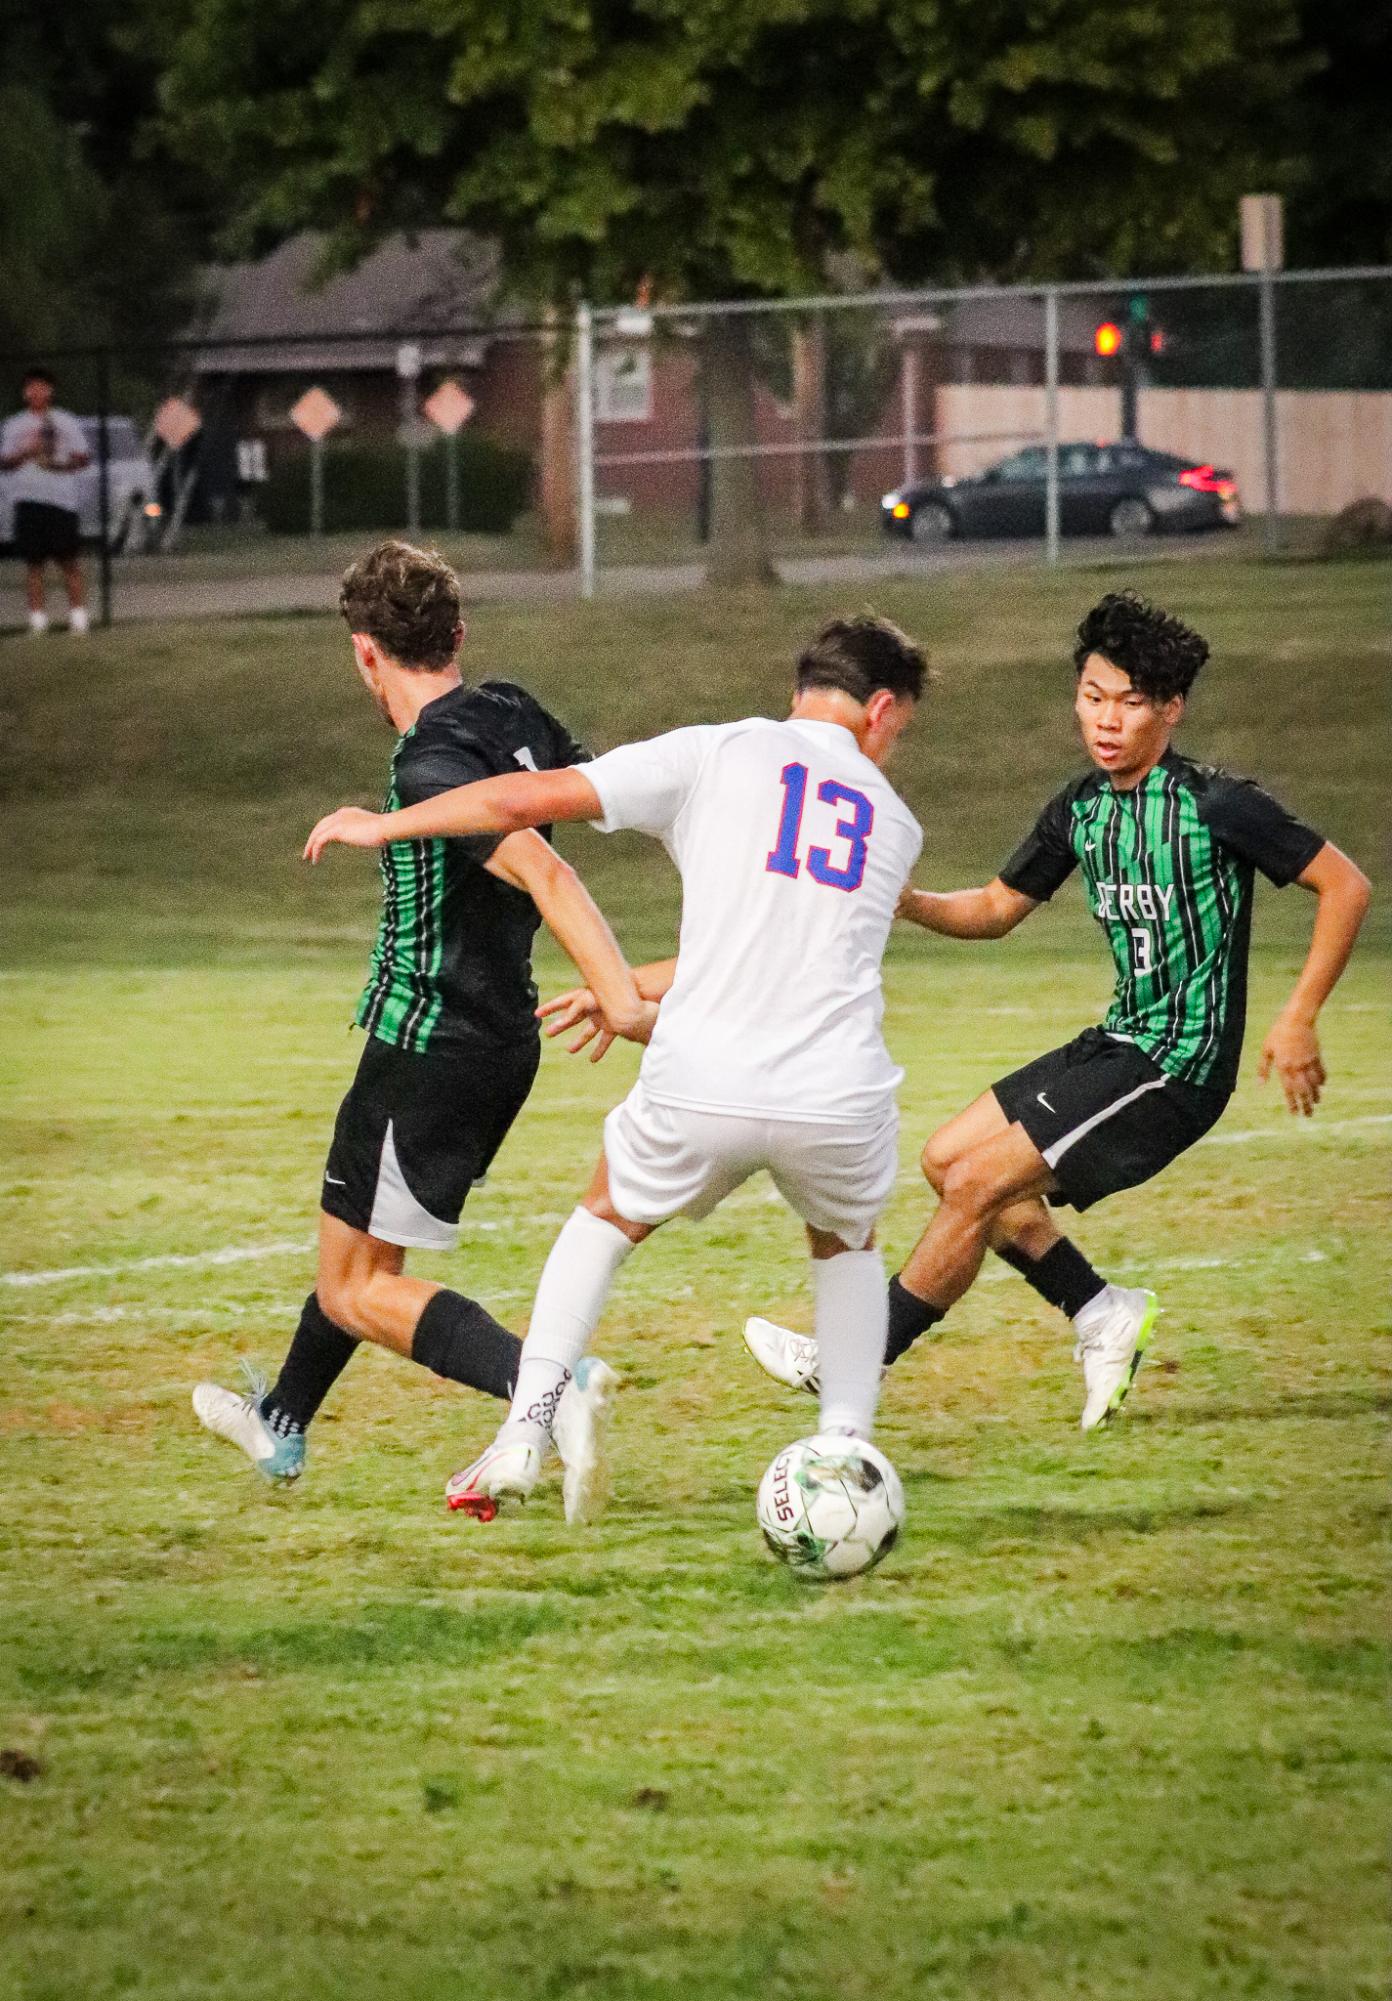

{"left": 263, "top": 1292, "right": 359, "bottom": 1434}
{"left": 996, "top": 1238, "right": 1106, "bottom": 1321}
{"left": 411, "top": 1289, "right": 523, "bottom": 1402}
{"left": 884, "top": 1274, "right": 947, "bottom": 1366}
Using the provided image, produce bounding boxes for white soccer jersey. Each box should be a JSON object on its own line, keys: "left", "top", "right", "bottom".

{"left": 583, "top": 716, "right": 923, "bottom": 1123}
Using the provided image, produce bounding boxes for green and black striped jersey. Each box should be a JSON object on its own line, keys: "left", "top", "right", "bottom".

{"left": 1000, "top": 750, "right": 1323, "bottom": 1094}
{"left": 355, "top": 680, "right": 588, "bottom": 1056}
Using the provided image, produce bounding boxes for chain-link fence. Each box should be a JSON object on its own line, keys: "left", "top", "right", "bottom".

{"left": 582, "top": 268, "right": 1392, "bottom": 592}
{"left": 2, "top": 266, "right": 1388, "bottom": 627}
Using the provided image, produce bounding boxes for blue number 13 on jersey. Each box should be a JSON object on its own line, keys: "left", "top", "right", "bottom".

{"left": 765, "top": 762, "right": 875, "bottom": 892}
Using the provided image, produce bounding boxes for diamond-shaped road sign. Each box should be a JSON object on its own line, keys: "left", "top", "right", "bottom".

{"left": 422, "top": 380, "right": 475, "bottom": 436}
{"left": 153, "top": 396, "right": 202, "bottom": 451}
{"left": 290, "top": 387, "right": 343, "bottom": 442}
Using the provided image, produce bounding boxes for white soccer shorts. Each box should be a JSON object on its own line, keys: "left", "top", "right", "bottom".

{"left": 601, "top": 1080, "right": 899, "bottom": 1249}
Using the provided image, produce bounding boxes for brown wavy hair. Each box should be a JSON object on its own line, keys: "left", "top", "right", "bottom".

{"left": 338, "top": 540, "right": 463, "bottom": 669}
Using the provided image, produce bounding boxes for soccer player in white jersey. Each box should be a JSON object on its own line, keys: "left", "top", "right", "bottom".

{"left": 305, "top": 616, "right": 928, "bottom": 1516}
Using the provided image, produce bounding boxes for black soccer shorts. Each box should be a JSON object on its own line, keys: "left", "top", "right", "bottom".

{"left": 321, "top": 1032, "right": 540, "bottom": 1249}
{"left": 993, "top": 1026, "right": 1227, "bottom": 1212}
{"left": 14, "top": 500, "right": 82, "bottom": 563}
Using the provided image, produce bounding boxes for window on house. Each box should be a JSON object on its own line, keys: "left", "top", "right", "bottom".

{"left": 595, "top": 348, "right": 653, "bottom": 423}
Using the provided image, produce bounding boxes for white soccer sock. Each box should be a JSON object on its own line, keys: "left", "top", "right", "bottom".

{"left": 504, "top": 1207, "right": 634, "bottom": 1446}
{"left": 68, "top": 606, "right": 90, "bottom": 634}
{"left": 814, "top": 1247, "right": 887, "bottom": 1438}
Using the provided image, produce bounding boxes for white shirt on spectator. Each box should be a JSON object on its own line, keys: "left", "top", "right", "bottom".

{"left": 582, "top": 716, "right": 923, "bottom": 1124}
{"left": 2, "top": 408, "right": 88, "bottom": 510}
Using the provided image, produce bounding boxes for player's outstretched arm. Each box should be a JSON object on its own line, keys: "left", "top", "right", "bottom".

{"left": 1258, "top": 842, "right": 1372, "bottom": 1115}
{"left": 304, "top": 767, "right": 603, "bottom": 862}
{"left": 896, "top": 877, "right": 1037, "bottom": 940}
{"left": 539, "top": 958, "right": 678, "bottom": 1062}
{"left": 484, "top": 831, "right": 657, "bottom": 1047}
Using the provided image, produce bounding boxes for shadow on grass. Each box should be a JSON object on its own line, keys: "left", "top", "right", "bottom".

{"left": 17, "top": 1596, "right": 569, "bottom": 1693}
{"left": 906, "top": 1494, "right": 1255, "bottom": 1551}
{"left": 1127, "top": 1387, "right": 1391, "bottom": 1428}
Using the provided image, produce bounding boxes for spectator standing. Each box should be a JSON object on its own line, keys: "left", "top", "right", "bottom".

{"left": 2, "top": 368, "right": 91, "bottom": 634}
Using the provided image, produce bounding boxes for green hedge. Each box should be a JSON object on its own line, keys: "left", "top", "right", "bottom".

{"left": 261, "top": 436, "right": 533, "bottom": 535}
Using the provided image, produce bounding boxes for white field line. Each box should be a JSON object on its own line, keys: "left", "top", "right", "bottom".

{"left": 889, "top": 1109, "right": 1392, "bottom": 1187}
{"left": 3, "top": 1116, "right": 1387, "bottom": 1295}
{"left": 1196, "top": 1111, "right": 1392, "bottom": 1147}
{"left": 0, "top": 1246, "right": 1331, "bottom": 1327}
{"left": 7, "top": 1289, "right": 535, "bottom": 1328}
{"left": 1, "top": 1215, "right": 569, "bottom": 1292}
{"left": 2, "top": 1238, "right": 314, "bottom": 1290}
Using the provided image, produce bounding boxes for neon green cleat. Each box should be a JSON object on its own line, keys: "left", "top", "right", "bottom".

{"left": 1076, "top": 1288, "right": 1160, "bottom": 1431}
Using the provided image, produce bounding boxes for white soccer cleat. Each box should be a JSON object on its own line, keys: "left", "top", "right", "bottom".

{"left": 551, "top": 1356, "right": 620, "bottom": 1526}
{"left": 192, "top": 1369, "right": 305, "bottom": 1484}
{"left": 743, "top": 1316, "right": 821, "bottom": 1395}
{"left": 1075, "top": 1287, "right": 1160, "bottom": 1431}
{"left": 445, "top": 1431, "right": 543, "bottom": 1520}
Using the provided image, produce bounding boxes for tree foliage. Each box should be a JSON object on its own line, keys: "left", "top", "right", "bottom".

{"left": 1287, "top": 0, "right": 1392, "bottom": 267}
{"left": 156, "top": 0, "right": 1316, "bottom": 297}
{"left": 0, "top": 0, "right": 207, "bottom": 397}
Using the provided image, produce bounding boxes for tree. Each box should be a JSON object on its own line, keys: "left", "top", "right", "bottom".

{"left": 0, "top": 0, "right": 208, "bottom": 404}
{"left": 153, "top": 0, "right": 1312, "bottom": 581}
{"left": 1287, "top": 0, "right": 1392, "bottom": 267}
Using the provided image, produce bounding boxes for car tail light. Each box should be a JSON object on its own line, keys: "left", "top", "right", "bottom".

{"left": 1178, "top": 464, "right": 1229, "bottom": 493}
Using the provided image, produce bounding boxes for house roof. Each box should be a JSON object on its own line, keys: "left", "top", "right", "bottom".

{"left": 898, "top": 294, "right": 1107, "bottom": 355}
{"left": 190, "top": 231, "right": 506, "bottom": 374}
{"left": 191, "top": 229, "right": 1116, "bottom": 375}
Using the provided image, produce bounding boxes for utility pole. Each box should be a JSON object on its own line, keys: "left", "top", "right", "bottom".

{"left": 1241, "top": 194, "right": 1284, "bottom": 558}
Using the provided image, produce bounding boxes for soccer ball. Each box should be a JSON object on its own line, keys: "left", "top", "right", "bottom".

{"left": 756, "top": 1433, "right": 904, "bottom": 1580}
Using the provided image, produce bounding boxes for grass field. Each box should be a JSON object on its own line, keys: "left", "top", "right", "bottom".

{"left": 2, "top": 556, "right": 1388, "bottom": 2000}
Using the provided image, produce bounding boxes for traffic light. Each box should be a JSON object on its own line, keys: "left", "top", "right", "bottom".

{"left": 1094, "top": 321, "right": 1123, "bottom": 358}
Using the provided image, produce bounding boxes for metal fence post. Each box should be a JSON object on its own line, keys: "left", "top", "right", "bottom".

{"left": 575, "top": 301, "right": 597, "bottom": 599}
{"left": 310, "top": 437, "right": 325, "bottom": 537}
{"left": 1258, "top": 270, "right": 1280, "bottom": 556}
{"left": 1044, "top": 289, "right": 1060, "bottom": 568}
{"left": 96, "top": 347, "right": 113, "bottom": 627}
{"left": 396, "top": 342, "right": 422, "bottom": 535}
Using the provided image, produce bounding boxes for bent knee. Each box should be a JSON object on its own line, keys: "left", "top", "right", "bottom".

{"left": 939, "top": 1154, "right": 1010, "bottom": 1217}
{"left": 316, "top": 1275, "right": 371, "bottom": 1338}
{"left": 920, "top": 1134, "right": 956, "bottom": 1192}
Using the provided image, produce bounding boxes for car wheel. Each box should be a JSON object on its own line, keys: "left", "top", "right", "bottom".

{"left": 909, "top": 501, "right": 954, "bottom": 544}
{"left": 1108, "top": 496, "right": 1155, "bottom": 538}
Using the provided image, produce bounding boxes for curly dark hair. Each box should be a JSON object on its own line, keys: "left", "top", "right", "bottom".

{"left": 1073, "top": 590, "right": 1209, "bottom": 702}
{"left": 338, "top": 540, "right": 463, "bottom": 669}
{"left": 795, "top": 612, "right": 932, "bottom": 705}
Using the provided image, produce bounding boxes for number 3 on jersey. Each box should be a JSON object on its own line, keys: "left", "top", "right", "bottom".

{"left": 765, "top": 762, "right": 875, "bottom": 893}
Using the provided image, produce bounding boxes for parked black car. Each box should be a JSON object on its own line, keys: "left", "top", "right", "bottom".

{"left": 881, "top": 441, "right": 1242, "bottom": 542}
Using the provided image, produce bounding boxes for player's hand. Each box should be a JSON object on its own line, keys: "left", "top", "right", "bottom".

{"left": 1257, "top": 1010, "right": 1326, "bottom": 1116}
{"left": 303, "top": 808, "right": 388, "bottom": 863}
{"left": 538, "top": 986, "right": 614, "bottom": 1062}
{"left": 614, "top": 998, "right": 660, "bottom": 1047}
